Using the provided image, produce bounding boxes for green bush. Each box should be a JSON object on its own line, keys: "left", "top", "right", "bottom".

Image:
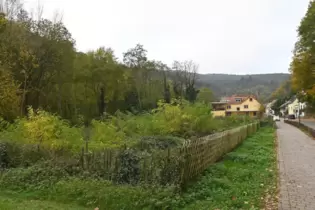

{"left": 0, "top": 101, "right": 254, "bottom": 166}
{"left": 107, "top": 100, "right": 229, "bottom": 138}
{"left": 135, "top": 135, "right": 184, "bottom": 151}
{"left": 0, "top": 108, "right": 83, "bottom": 153}
{"left": 0, "top": 163, "right": 177, "bottom": 210}
{"left": 0, "top": 163, "right": 70, "bottom": 191}
{"left": 89, "top": 119, "right": 129, "bottom": 150}
{"left": 0, "top": 142, "right": 9, "bottom": 169}
{"left": 115, "top": 149, "right": 141, "bottom": 184}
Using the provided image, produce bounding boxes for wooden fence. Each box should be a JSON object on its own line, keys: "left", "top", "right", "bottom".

{"left": 178, "top": 122, "right": 259, "bottom": 186}
{"left": 1, "top": 122, "right": 260, "bottom": 187}
{"left": 79, "top": 122, "right": 260, "bottom": 186}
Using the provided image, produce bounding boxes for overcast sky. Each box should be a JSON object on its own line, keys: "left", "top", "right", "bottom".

{"left": 24, "top": 0, "right": 310, "bottom": 74}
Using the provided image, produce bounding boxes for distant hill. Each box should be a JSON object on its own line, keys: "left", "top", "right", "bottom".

{"left": 195, "top": 73, "right": 290, "bottom": 102}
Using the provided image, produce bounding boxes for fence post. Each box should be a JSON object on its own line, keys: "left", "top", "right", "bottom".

{"left": 81, "top": 147, "right": 84, "bottom": 169}
{"left": 83, "top": 121, "right": 91, "bottom": 170}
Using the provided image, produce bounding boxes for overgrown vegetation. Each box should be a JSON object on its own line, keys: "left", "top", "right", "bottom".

{"left": 0, "top": 101, "right": 253, "bottom": 153}
{"left": 0, "top": 125, "right": 275, "bottom": 210}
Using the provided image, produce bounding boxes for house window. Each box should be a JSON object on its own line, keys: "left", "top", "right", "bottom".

{"left": 227, "top": 105, "right": 231, "bottom": 109}
{"left": 253, "top": 112, "right": 257, "bottom": 116}
{"left": 235, "top": 98, "right": 242, "bottom": 102}
{"left": 249, "top": 98, "right": 253, "bottom": 101}
{"left": 237, "top": 107, "right": 240, "bottom": 111}
{"left": 244, "top": 105, "right": 248, "bottom": 109}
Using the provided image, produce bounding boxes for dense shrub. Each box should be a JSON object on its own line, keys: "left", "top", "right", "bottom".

{"left": 0, "top": 108, "right": 83, "bottom": 153}
{"left": 0, "top": 163, "right": 70, "bottom": 191}
{"left": 0, "top": 163, "right": 177, "bottom": 210}
{"left": 115, "top": 149, "right": 141, "bottom": 184}
{"left": 135, "top": 135, "right": 184, "bottom": 151}
{"left": 0, "top": 142, "right": 9, "bottom": 169}
{"left": 0, "top": 101, "right": 254, "bottom": 167}
{"left": 109, "top": 100, "right": 229, "bottom": 138}
{"left": 89, "top": 119, "right": 129, "bottom": 150}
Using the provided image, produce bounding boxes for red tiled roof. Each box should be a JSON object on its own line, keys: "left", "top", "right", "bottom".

{"left": 225, "top": 95, "right": 257, "bottom": 104}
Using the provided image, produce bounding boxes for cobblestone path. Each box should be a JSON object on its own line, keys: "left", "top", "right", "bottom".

{"left": 277, "top": 121, "right": 315, "bottom": 210}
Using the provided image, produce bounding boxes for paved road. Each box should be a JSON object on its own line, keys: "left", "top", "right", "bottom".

{"left": 285, "top": 119, "right": 315, "bottom": 130}
{"left": 277, "top": 121, "right": 315, "bottom": 210}
{"left": 301, "top": 120, "right": 315, "bottom": 130}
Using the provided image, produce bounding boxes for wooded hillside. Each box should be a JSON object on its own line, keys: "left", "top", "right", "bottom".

{"left": 197, "top": 73, "right": 290, "bottom": 102}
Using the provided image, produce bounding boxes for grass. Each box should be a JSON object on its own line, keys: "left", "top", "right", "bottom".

{"left": 0, "top": 192, "right": 89, "bottom": 210}
{"left": 176, "top": 126, "right": 277, "bottom": 210}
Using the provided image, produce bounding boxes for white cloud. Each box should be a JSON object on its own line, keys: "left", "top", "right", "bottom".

{"left": 24, "top": 0, "right": 310, "bottom": 74}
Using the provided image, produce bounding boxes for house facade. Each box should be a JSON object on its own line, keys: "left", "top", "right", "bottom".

{"left": 287, "top": 98, "right": 306, "bottom": 118}
{"left": 212, "top": 95, "right": 262, "bottom": 117}
{"left": 278, "top": 95, "right": 307, "bottom": 118}
{"left": 279, "top": 101, "right": 291, "bottom": 116}
{"left": 265, "top": 100, "right": 276, "bottom": 116}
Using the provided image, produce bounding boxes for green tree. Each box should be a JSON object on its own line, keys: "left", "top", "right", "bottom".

{"left": 290, "top": 1, "right": 315, "bottom": 113}
{"left": 0, "top": 67, "right": 20, "bottom": 120}
{"left": 197, "top": 87, "right": 213, "bottom": 104}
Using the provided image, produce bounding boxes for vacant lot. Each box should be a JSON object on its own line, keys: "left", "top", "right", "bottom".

{"left": 0, "top": 126, "right": 276, "bottom": 210}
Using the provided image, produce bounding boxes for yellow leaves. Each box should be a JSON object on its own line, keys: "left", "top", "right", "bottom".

{"left": 291, "top": 4, "right": 315, "bottom": 99}
{"left": 24, "top": 108, "right": 58, "bottom": 144}
{"left": 20, "top": 108, "right": 82, "bottom": 152}
{"left": 290, "top": 51, "right": 315, "bottom": 97}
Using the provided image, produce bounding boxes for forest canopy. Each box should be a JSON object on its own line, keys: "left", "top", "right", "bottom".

{"left": 0, "top": 1, "right": 204, "bottom": 122}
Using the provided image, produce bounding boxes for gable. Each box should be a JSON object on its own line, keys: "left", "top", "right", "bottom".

{"left": 242, "top": 97, "right": 260, "bottom": 105}
{"left": 227, "top": 97, "right": 260, "bottom": 112}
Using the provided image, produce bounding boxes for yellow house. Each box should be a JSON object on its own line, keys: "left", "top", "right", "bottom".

{"left": 212, "top": 95, "right": 262, "bottom": 117}
{"left": 212, "top": 102, "right": 228, "bottom": 117}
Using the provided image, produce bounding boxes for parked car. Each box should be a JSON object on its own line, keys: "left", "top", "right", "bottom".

{"left": 287, "top": 114, "right": 296, "bottom": 119}
{"left": 273, "top": 115, "right": 280, "bottom": 121}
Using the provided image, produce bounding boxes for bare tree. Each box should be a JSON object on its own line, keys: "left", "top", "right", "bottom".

{"left": 2, "top": 0, "right": 23, "bottom": 20}
{"left": 183, "top": 60, "right": 198, "bottom": 89}
{"left": 172, "top": 60, "right": 199, "bottom": 102}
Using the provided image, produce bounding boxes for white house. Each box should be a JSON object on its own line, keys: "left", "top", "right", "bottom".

{"left": 265, "top": 100, "right": 276, "bottom": 116}
{"left": 287, "top": 98, "right": 306, "bottom": 118}
{"left": 279, "top": 101, "right": 291, "bottom": 116}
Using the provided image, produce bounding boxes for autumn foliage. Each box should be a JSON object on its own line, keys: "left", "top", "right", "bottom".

{"left": 290, "top": 1, "right": 315, "bottom": 112}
